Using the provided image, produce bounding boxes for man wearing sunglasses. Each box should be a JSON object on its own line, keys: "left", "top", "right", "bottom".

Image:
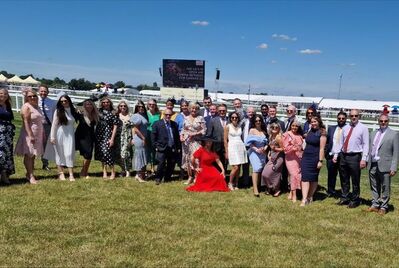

{"left": 366, "top": 114, "right": 398, "bottom": 215}
{"left": 333, "top": 109, "right": 369, "bottom": 208}
{"left": 325, "top": 111, "right": 347, "bottom": 198}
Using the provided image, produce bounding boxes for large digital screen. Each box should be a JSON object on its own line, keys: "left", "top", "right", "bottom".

{"left": 163, "top": 59, "right": 205, "bottom": 88}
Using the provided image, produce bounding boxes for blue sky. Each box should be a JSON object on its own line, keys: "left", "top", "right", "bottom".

{"left": 1, "top": 1, "right": 398, "bottom": 100}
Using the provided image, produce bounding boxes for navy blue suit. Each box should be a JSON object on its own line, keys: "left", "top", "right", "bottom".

{"left": 151, "top": 119, "right": 181, "bottom": 183}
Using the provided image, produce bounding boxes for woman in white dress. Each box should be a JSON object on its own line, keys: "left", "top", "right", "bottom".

{"left": 47, "top": 94, "right": 78, "bottom": 181}
{"left": 224, "top": 111, "right": 247, "bottom": 190}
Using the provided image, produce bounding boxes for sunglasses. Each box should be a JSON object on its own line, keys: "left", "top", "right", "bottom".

{"left": 255, "top": 120, "right": 262, "bottom": 122}
{"left": 137, "top": 105, "right": 144, "bottom": 108}
{"left": 337, "top": 117, "right": 346, "bottom": 120}
{"left": 271, "top": 126, "right": 279, "bottom": 130}
{"left": 286, "top": 110, "right": 294, "bottom": 113}
{"left": 165, "top": 114, "right": 172, "bottom": 116}
{"left": 379, "top": 120, "right": 388, "bottom": 123}
{"left": 350, "top": 114, "right": 359, "bottom": 118}
{"left": 148, "top": 103, "right": 155, "bottom": 106}
{"left": 306, "top": 112, "right": 314, "bottom": 115}
{"left": 231, "top": 117, "right": 238, "bottom": 119}
{"left": 119, "top": 105, "right": 127, "bottom": 108}
{"left": 203, "top": 101, "right": 211, "bottom": 104}
{"left": 60, "top": 100, "right": 68, "bottom": 103}
{"left": 218, "top": 110, "right": 226, "bottom": 112}
{"left": 102, "top": 101, "right": 110, "bottom": 104}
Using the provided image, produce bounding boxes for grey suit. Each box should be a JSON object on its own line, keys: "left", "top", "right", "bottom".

{"left": 206, "top": 116, "right": 228, "bottom": 170}
{"left": 367, "top": 127, "right": 399, "bottom": 210}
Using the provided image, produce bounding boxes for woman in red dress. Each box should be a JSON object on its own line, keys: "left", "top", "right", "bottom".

{"left": 186, "top": 137, "right": 230, "bottom": 192}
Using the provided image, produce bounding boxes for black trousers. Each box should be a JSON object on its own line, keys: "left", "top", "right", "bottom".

{"left": 327, "top": 155, "right": 342, "bottom": 194}
{"left": 155, "top": 148, "right": 177, "bottom": 182}
{"left": 339, "top": 152, "right": 362, "bottom": 203}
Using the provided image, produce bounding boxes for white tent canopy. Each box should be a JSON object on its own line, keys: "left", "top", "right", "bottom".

{"left": 0, "top": 74, "right": 8, "bottom": 82}
{"left": 7, "top": 75, "right": 24, "bottom": 84}
{"left": 22, "top": 76, "right": 40, "bottom": 85}
{"left": 318, "top": 98, "right": 398, "bottom": 112}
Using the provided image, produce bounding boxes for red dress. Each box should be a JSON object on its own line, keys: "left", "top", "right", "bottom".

{"left": 186, "top": 147, "right": 230, "bottom": 192}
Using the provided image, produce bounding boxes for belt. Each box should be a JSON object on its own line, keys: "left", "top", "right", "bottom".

{"left": 341, "top": 152, "right": 361, "bottom": 156}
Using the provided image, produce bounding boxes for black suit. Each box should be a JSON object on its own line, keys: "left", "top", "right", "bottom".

{"left": 151, "top": 119, "right": 181, "bottom": 183}
{"left": 206, "top": 116, "right": 228, "bottom": 170}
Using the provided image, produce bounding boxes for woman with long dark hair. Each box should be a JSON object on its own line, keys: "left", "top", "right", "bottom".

{"left": 0, "top": 88, "right": 16, "bottom": 184}
{"left": 300, "top": 115, "right": 326, "bottom": 206}
{"left": 45, "top": 94, "right": 78, "bottom": 181}
{"left": 131, "top": 100, "right": 149, "bottom": 182}
{"left": 75, "top": 99, "right": 99, "bottom": 179}
{"left": 246, "top": 114, "right": 268, "bottom": 197}
{"left": 95, "top": 96, "right": 119, "bottom": 180}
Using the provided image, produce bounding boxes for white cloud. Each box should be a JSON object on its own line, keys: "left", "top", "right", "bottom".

{"left": 299, "top": 49, "right": 322, "bottom": 55}
{"left": 272, "top": 33, "right": 297, "bottom": 41}
{"left": 257, "top": 43, "right": 268, "bottom": 49}
{"left": 340, "top": 63, "right": 356, "bottom": 67}
{"left": 191, "top": 20, "right": 209, "bottom": 26}
{"left": 271, "top": 60, "right": 277, "bottom": 64}
{"left": 280, "top": 47, "right": 288, "bottom": 51}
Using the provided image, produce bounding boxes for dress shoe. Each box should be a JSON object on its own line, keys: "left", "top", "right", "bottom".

{"left": 336, "top": 200, "right": 350, "bottom": 206}
{"left": 366, "top": 206, "right": 379, "bottom": 213}
{"left": 155, "top": 179, "right": 161, "bottom": 185}
{"left": 347, "top": 201, "right": 360, "bottom": 209}
{"left": 42, "top": 166, "right": 51, "bottom": 171}
{"left": 378, "top": 208, "right": 387, "bottom": 215}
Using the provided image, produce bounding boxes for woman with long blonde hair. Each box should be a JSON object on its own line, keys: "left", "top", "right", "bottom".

{"left": 15, "top": 88, "right": 44, "bottom": 184}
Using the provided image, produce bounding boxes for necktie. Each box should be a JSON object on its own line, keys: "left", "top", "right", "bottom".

{"left": 166, "top": 122, "right": 174, "bottom": 147}
{"left": 42, "top": 99, "right": 51, "bottom": 125}
{"left": 334, "top": 127, "right": 342, "bottom": 145}
{"left": 342, "top": 126, "right": 354, "bottom": 153}
{"left": 371, "top": 130, "right": 382, "bottom": 157}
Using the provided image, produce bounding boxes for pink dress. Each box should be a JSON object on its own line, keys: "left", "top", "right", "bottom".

{"left": 15, "top": 103, "right": 45, "bottom": 157}
{"left": 283, "top": 131, "right": 303, "bottom": 191}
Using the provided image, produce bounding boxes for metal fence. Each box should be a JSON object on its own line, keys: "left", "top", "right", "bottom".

{"left": 7, "top": 87, "right": 399, "bottom": 131}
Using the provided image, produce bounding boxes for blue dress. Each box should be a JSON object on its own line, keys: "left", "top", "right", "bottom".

{"left": 245, "top": 134, "right": 267, "bottom": 172}
{"left": 301, "top": 128, "right": 322, "bottom": 182}
{"left": 131, "top": 113, "right": 148, "bottom": 171}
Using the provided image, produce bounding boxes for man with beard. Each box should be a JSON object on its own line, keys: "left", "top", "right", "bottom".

{"left": 325, "top": 111, "right": 347, "bottom": 197}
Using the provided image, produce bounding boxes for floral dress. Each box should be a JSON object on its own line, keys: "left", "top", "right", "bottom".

{"left": 180, "top": 116, "right": 206, "bottom": 170}
{"left": 116, "top": 114, "right": 134, "bottom": 172}
{"left": 0, "top": 106, "right": 15, "bottom": 175}
{"left": 95, "top": 109, "right": 119, "bottom": 166}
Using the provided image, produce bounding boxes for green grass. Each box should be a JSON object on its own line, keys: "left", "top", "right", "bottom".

{"left": 1, "top": 115, "right": 399, "bottom": 267}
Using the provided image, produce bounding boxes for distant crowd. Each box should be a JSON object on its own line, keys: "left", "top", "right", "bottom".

{"left": 0, "top": 86, "right": 397, "bottom": 215}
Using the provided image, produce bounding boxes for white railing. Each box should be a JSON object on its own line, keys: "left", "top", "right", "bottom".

{"left": 7, "top": 88, "right": 399, "bottom": 131}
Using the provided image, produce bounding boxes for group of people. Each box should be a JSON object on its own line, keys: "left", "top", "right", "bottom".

{"left": 0, "top": 88, "right": 397, "bottom": 214}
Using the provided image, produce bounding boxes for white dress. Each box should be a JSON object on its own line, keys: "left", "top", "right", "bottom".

{"left": 227, "top": 124, "right": 248, "bottom": 165}
{"left": 44, "top": 108, "right": 75, "bottom": 167}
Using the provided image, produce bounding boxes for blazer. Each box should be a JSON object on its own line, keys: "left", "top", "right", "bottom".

{"left": 325, "top": 125, "right": 338, "bottom": 158}
{"left": 206, "top": 116, "right": 227, "bottom": 152}
{"left": 367, "top": 127, "right": 399, "bottom": 172}
{"left": 151, "top": 119, "right": 181, "bottom": 153}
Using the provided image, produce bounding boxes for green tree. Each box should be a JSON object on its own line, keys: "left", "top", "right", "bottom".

{"left": 68, "top": 78, "right": 96, "bottom": 91}
{"left": 114, "top": 81, "right": 126, "bottom": 88}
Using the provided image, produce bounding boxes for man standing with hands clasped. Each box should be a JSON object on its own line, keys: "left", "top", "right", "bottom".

{"left": 333, "top": 109, "right": 369, "bottom": 208}
{"left": 38, "top": 85, "right": 56, "bottom": 171}
{"left": 366, "top": 114, "right": 398, "bottom": 215}
{"left": 151, "top": 108, "right": 181, "bottom": 185}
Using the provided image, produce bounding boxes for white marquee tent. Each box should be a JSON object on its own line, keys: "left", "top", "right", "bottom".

{"left": 7, "top": 75, "right": 24, "bottom": 84}
{"left": 22, "top": 76, "right": 40, "bottom": 85}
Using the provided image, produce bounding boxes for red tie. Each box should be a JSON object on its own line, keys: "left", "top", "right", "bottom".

{"left": 342, "top": 126, "right": 354, "bottom": 153}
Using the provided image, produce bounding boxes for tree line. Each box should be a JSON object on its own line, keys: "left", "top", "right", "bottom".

{"left": 0, "top": 70, "right": 160, "bottom": 92}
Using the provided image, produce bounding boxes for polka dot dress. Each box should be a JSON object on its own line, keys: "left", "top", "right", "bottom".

{"left": 95, "top": 109, "right": 119, "bottom": 166}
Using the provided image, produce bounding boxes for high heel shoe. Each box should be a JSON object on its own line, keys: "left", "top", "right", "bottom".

{"left": 29, "top": 175, "right": 38, "bottom": 184}
{"left": 184, "top": 177, "right": 193, "bottom": 185}
{"left": 59, "top": 173, "right": 66, "bottom": 181}
{"left": 69, "top": 176, "right": 76, "bottom": 182}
